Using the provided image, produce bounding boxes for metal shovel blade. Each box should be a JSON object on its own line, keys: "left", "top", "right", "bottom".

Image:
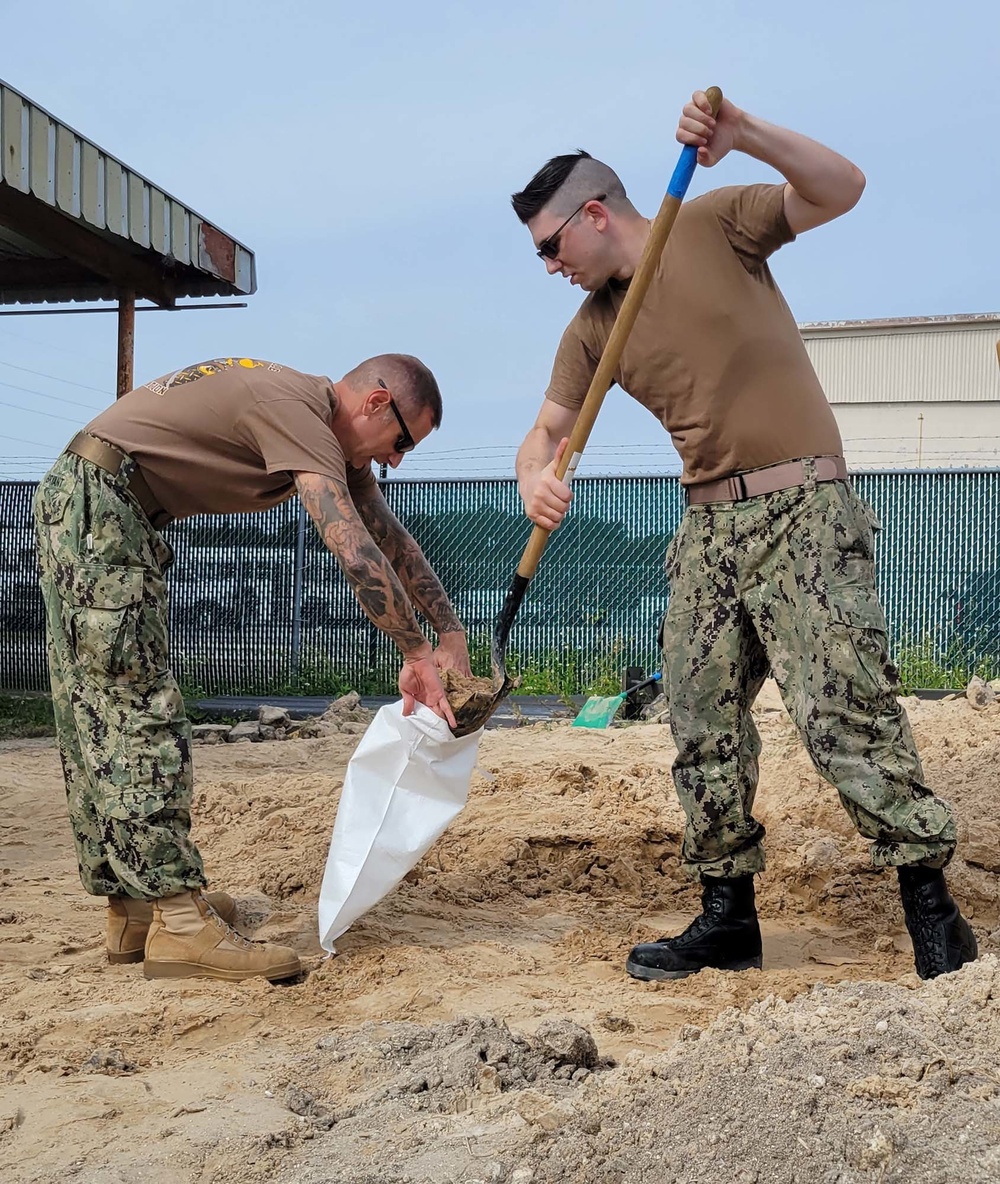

{"left": 448, "top": 573, "right": 528, "bottom": 737}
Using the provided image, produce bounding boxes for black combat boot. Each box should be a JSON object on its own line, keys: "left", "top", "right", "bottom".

{"left": 626, "top": 875, "right": 763, "bottom": 981}
{"left": 897, "top": 864, "right": 978, "bottom": 980}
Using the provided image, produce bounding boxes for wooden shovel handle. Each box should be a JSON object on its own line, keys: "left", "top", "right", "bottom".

{"left": 517, "top": 86, "right": 723, "bottom": 579}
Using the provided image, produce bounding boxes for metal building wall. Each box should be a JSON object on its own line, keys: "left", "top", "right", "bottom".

{"left": 802, "top": 323, "right": 1000, "bottom": 406}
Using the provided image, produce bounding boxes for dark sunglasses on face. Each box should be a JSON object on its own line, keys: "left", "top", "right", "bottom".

{"left": 536, "top": 193, "right": 607, "bottom": 260}
{"left": 377, "top": 378, "right": 416, "bottom": 453}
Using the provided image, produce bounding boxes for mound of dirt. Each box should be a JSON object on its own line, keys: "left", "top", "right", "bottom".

{"left": 2, "top": 683, "right": 999, "bottom": 1182}
{"left": 526, "top": 955, "right": 1000, "bottom": 1184}
{"left": 202, "top": 958, "right": 1000, "bottom": 1183}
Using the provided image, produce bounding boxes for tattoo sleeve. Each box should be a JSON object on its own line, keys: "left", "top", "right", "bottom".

{"left": 294, "top": 471, "right": 429, "bottom": 655}
{"left": 352, "top": 480, "right": 465, "bottom": 635}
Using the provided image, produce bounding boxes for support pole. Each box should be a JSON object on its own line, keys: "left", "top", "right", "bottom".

{"left": 116, "top": 290, "right": 135, "bottom": 399}
{"left": 291, "top": 501, "right": 307, "bottom": 679}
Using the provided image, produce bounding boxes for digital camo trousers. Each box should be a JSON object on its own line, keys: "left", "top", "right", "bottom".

{"left": 661, "top": 474, "right": 956, "bottom": 879}
{"left": 32, "top": 451, "right": 206, "bottom": 900}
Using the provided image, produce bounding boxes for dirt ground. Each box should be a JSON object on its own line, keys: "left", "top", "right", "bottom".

{"left": 2, "top": 685, "right": 999, "bottom": 1184}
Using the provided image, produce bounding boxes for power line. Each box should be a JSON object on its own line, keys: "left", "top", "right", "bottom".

{"left": 0, "top": 432, "right": 58, "bottom": 450}
{"left": 0, "top": 398, "right": 80, "bottom": 424}
{"left": 0, "top": 359, "right": 111, "bottom": 395}
{"left": 0, "top": 323, "right": 107, "bottom": 367}
{"left": 0, "top": 377, "right": 103, "bottom": 412}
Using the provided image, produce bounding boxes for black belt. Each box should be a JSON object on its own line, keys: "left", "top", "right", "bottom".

{"left": 63, "top": 431, "right": 173, "bottom": 529}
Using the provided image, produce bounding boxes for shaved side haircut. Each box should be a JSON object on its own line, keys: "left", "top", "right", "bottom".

{"left": 511, "top": 150, "right": 633, "bottom": 223}
{"left": 344, "top": 353, "right": 443, "bottom": 429}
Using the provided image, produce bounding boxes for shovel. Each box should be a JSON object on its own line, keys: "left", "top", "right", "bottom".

{"left": 450, "top": 86, "right": 723, "bottom": 738}
{"left": 572, "top": 671, "right": 662, "bottom": 729}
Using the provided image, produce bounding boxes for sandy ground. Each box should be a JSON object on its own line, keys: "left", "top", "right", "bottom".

{"left": 1, "top": 685, "right": 999, "bottom": 1183}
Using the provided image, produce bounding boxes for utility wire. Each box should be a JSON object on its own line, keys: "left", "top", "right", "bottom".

{"left": 0, "top": 398, "right": 80, "bottom": 424}
{"left": 0, "top": 432, "right": 57, "bottom": 450}
{"left": 0, "top": 323, "right": 107, "bottom": 366}
{"left": 0, "top": 359, "right": 110, "bottom": 395}
{"left": 0, "top": 378, "right": 104, "bottom": 412}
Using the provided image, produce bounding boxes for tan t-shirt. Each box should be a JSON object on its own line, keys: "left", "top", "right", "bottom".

{"left": 545, "top": 183, "right": 843, "bottom": 485}
{"left": 86, "top": 357, "right": 376, "bottom": 518}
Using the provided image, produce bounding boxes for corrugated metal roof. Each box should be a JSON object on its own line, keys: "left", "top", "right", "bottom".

{"left": 800, "top": 312, "right": 1000, "bottom": 335}
{"left": 802, "top": 320, "right": 1000, "bottom": 405}
{"left": 0, "top": 80, "right": 256, "bottom": 306}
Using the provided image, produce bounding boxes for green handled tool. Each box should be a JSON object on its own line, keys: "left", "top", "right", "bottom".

{"left": 572, "top": 671, "right": 663, "bottom": 729}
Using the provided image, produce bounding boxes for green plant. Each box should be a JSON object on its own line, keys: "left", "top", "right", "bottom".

{"left": 175, "top": 673, "right": 216, "bottom": 723}
{"left": 466, "top": 634, "right": 631, "bottom": 698}
{"left": 275, "top": 656, "right": 397, "bottom": 697}
{"left": 894, "top": 635, "right": 999, "bottom": 694}
{"left": 0, "top": 694, "right": 55, "bottom": 739}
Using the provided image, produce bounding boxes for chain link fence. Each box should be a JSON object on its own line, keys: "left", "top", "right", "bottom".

{"left": 3, "top": 471, "right": 999, "bottom": 696}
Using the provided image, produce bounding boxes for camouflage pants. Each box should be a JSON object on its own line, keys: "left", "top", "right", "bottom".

{"left": 32, "top": 451, "right": 206, "bottom": 900}
{"left": 661, "top": 472, "right": 956, "bottom": 879}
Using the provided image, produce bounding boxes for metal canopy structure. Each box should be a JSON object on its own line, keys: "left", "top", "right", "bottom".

{"left": 0, "top": 80, "right": 256, "bottom": 394}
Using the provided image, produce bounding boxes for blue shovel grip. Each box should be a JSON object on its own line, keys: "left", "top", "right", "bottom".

{"left": 667, "top": 143, "right": 699, "bottom": 200}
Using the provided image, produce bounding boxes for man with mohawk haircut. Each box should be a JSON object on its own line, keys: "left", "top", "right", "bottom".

{"left": 509, "top": 90, "right": 976, "bottom": 984}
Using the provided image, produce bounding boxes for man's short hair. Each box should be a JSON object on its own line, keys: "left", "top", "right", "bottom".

{"left": 346, "top": 354, "right": 443, "bottom": 429}
{"left": 511, "top": 150, "right": 629, "bottom": 224}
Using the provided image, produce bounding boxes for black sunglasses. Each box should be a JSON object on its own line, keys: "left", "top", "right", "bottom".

{"left": 536, "top": 193, "right": 607, "bottom": 260}
{"left": 377, "top": 378, "right": 415, "bottom": 454}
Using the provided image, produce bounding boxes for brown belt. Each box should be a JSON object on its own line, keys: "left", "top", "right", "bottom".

{"left": 685, "top": 455, "right": 848, "bottom": 505}
{"left": 64, "top": 431, "right": 173, "bottom": 529}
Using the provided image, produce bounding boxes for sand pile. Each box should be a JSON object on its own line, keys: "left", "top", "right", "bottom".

{"left": 203, "top": 956, "right": 1000, "bottom": 1184}
{"left": 1, "top": 683, "right": 999, "bottom": 1182}
{"left": 528, "top": 956, "right": 1000, "bottom": 1184}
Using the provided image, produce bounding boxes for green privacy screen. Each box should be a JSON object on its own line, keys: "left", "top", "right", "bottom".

{"left": 3, "top": 472, "right": 998, "bottom": 695}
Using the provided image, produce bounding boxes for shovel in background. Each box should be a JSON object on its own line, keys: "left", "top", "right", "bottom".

{"left": 450, "top": 86, "right": 724, "bottom": 738}
{"left": 572, "top": 671, "right": 662, "bottom": 729}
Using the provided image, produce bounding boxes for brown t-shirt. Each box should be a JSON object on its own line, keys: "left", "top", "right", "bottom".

{"left": 545, "top": 183, "right": 843, "bottom": 484}
{"left": 86, "top": 357, "right": 376, "bottom": 518}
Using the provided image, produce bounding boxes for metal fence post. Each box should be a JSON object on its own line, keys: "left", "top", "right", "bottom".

{"left": 291, "top": 500, "right": 307, "bottom": 680}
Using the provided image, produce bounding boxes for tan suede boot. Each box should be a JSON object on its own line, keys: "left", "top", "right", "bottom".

{"left": 144, "top": 890, "right": 300, "bottom": 982}
{"left": 106, "top": 891, "right": 237, "bottom": 964}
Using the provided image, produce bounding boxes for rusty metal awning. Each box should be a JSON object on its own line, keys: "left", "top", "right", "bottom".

{"left": 0, "top": 80, "right": 256, "bottom": 308}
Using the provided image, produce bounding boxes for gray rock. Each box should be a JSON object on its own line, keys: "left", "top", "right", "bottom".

{"left": 326, "top": 690, "right": 361, "bottom": 714}
{"left": 285, "top": 1084, "right": 336, "bottom": 1130}
{"left": 227, "top": 721, "right": 260, "bottom": 743}
{"left": 80, "top": 1048, "right": 137, "bottom": 1075}
{"left": 532, "top": 1019, "right": 598, "bottom": 1068}
{"left": 258, "top": 705, "right": 292, "bottom": 728}
{"left": 191, "top": 724, "right": 230, "bottom": 745}
{"left": 640, "top": 692, "right": 668, "bottom": 720}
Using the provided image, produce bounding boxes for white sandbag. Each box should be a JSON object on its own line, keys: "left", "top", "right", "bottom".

{"left": 318, "top": 700, "right": 483, "bottom": 951}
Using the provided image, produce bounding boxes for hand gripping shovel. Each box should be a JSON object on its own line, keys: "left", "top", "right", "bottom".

{"left": 450, "top": 87, "right": 723, "bottom": 738}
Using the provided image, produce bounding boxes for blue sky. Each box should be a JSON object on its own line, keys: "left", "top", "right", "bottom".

{"left": 1, "top": 0, "right": 998, "bottom": 481}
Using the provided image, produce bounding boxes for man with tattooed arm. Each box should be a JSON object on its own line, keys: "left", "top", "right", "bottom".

{"left": 33, "top": 352, "right": 468, "bottom": 984}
